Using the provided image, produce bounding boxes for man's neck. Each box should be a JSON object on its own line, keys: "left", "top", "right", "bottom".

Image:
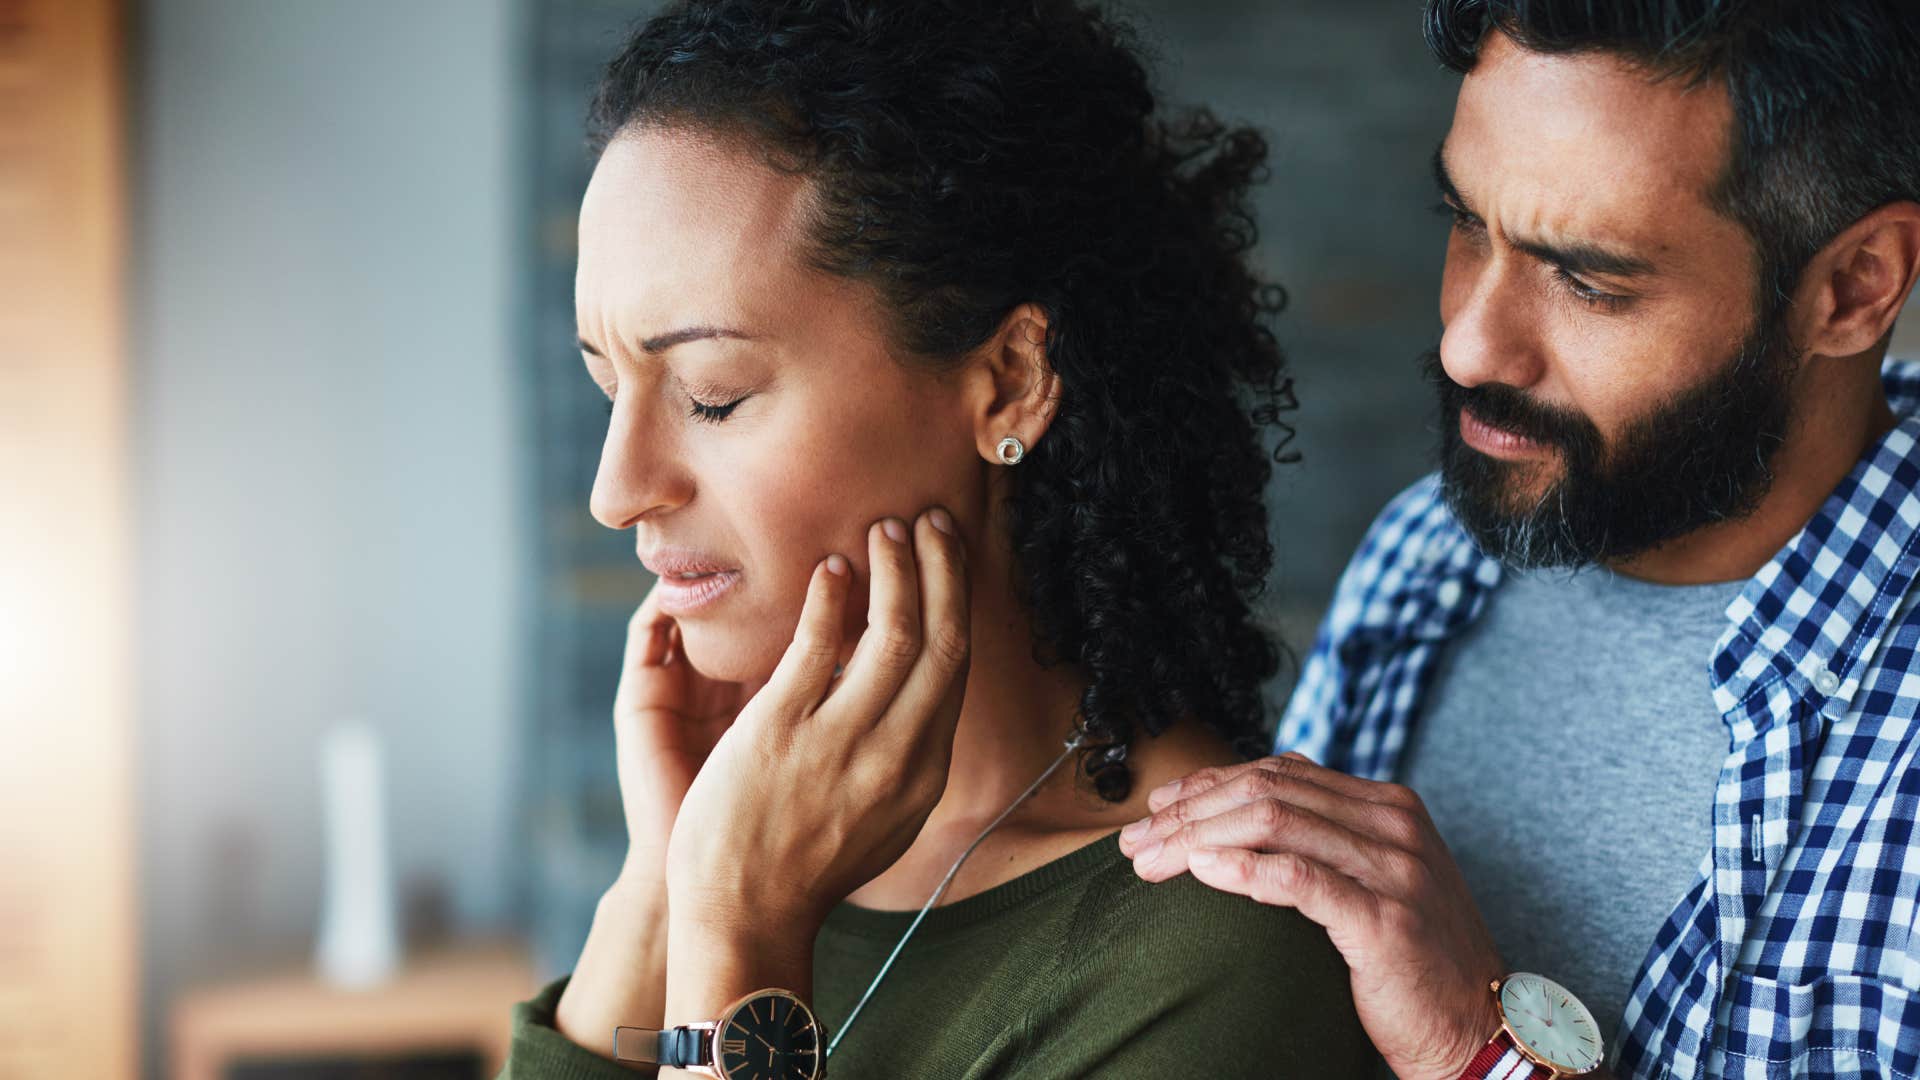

{"left": 1608, "top": 359, "right": 1897, "bottom": 586}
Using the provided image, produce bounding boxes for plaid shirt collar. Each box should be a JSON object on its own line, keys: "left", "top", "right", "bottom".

{"left": 1279, "top": 360, "right": 1920, "bottom": 1078}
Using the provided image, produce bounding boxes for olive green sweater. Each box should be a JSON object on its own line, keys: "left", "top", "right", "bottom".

{"left": 499, "top": 833, "right": 1376, "bottom": 1078}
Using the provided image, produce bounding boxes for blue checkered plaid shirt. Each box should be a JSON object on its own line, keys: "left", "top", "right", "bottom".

{"left": 1277, "top": 361, "right": 1920, "bottom": 1079}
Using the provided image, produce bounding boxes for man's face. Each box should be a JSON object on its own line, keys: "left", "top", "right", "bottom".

{"left": 1433, "top": 33, "right": 1799, "bottom": 568}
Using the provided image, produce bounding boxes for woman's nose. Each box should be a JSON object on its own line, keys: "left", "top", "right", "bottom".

{"left": 589, "top": 401, "right": 692, "bottom": 528}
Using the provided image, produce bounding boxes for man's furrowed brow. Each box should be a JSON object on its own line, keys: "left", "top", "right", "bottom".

{"left": 1513, "top": 236, "right": 1657, "bottom": 279}
{"left": 1432, "top": 141, "right": 1655, "bottom": 279}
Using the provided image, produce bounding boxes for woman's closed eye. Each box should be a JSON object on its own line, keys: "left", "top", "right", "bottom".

{"left": 602, "top": 394, "right": 751, "bottom": 422}
{"left": 687, "top": 394, "right": 747, "bottom": 423}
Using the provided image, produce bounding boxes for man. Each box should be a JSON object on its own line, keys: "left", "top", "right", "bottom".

{"left": 1117, "top": 2, "right": 1920, "bottom": 1078}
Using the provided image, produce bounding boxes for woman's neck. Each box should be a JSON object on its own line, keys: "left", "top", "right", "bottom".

{"left": 842, "top": 557, "right": 1240, "bottom": 910}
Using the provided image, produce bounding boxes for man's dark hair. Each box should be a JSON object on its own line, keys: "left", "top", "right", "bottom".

{"left": 587, "top": 0, "right": 1296, "bottom": 800}
{"left": 1425, "top": 0, "right": 1920, "bottom": 316}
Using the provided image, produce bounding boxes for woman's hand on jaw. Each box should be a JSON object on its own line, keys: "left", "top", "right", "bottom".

{"left": 612, "top": 580, "right": 763, "bottom": 890}
{"left": 665, "top": 507, "right": 972, "bottom": 937}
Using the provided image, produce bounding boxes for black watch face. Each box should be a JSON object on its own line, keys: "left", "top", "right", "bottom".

{"left": 717, "top": 991, "right": 822, "bottom": 1080}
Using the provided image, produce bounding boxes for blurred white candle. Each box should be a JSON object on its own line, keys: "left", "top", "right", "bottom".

{"left": 314, "top": 720, "right": 401, "bottom": 988}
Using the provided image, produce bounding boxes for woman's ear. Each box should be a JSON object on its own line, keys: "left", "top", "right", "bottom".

{"left": 1792, "top": 201, "right": 1920, "bottom": 360}
{"left": 969, "top": 302, "right": 1061, "bottom": 462}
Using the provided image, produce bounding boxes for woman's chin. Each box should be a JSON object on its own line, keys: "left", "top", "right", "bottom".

{"left": 676, "top": 622, "right": 780, "bottom": 686}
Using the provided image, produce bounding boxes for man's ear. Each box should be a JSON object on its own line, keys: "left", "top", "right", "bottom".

{"left": 969, "top": 302, "right": 1061, "bottom": 461}
{"left": 1793, "top": 201, "right": 1920, "bottom": 359}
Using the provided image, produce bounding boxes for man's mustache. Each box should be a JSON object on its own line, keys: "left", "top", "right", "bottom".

{"left": 1420, "top": 349, "right": 1597, "bottom": 453}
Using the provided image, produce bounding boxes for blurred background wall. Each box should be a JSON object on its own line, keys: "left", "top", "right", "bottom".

{"left": 131, "top": 0, "right": 528, "bottom": 1075}
{"left": 94, "top": 0, "right": 1920, "bottom": 1077}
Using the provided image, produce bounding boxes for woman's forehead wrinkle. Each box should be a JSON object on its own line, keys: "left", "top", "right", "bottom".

{"left": 579, "top": 129, "right": 823, "bottom": 361}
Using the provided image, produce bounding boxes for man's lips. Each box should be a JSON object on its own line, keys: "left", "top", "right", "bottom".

{"left": 1459, "top": 407, "right": 1552, "bottom": 460}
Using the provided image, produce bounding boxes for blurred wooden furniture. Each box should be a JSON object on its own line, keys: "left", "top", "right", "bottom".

{"left": 0, "top": 0, "right": 138, "bottom": 1077}
{"left": 169, "top": 940, "right": 540, "bottom": 1080}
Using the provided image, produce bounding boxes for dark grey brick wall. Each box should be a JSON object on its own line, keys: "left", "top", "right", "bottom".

{"left": 1131, "top": 1, "right": 1457, "bottom": 633}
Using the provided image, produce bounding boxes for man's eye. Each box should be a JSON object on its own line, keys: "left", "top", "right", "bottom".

{"left": 1552, "top": 267, "right": 1630, "bottom": 312}
{"left": 687, "top": 395, "right": 747, "bottom": 423}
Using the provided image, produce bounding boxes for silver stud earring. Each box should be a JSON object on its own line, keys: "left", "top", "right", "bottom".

{"left": 995, "top": 435, "right": 1026, "bottom": 465}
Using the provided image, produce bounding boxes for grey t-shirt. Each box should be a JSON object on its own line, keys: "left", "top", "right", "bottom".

{"left": 1399, "top": 566, "right": 1741, "bottom": 1045}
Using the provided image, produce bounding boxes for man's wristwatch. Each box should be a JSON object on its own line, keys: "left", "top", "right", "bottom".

{"left": 613, "top": 988, "right": 825, "bottom": 1078}
{"left": 1458, "top": 973, "right": 1605, "bottom": 1079}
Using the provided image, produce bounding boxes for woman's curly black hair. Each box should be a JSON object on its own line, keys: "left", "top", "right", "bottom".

{"left": 587, "top": 0, "right": 1296, "bottom": 801}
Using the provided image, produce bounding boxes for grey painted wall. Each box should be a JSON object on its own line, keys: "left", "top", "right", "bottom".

{"left": 131, "top": 1, "right": 525, "bottom": 1076}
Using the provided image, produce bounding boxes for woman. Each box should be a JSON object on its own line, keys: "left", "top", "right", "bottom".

{"left": 500, "top": 0, "right": 1374, "bottom": 1076}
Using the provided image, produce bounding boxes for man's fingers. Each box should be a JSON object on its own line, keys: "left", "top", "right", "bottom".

{"left": 759, "top": 555, "right": 852, "bottom": 712}
{"left": 1261, "top": 750, "right": 1414, "bottom": 806}
{"left": 1120, "top": 760, "right": 1363, "bottom": 856}
{"left": 879, "top": 508, "right": 970, "bottom": 736}
{"left": 829, "top": 517, "right": 924, "bottom": 725}
{"left": 1147, "top": 751, "right": 1409, "bottom": 816}
{"left": 1187, "top": 847, "right": 1377, "bottom": 932}
{"left": 1146, "top": 759, "right": 1266, "bottom": 813}
{"left": 1129, "top": 796, "right": 1380, "bottom": 885}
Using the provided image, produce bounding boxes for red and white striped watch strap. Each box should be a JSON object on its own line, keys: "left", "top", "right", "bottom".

{"left": 1459, "top": 1029, "right": 1548, "bottom": 1080}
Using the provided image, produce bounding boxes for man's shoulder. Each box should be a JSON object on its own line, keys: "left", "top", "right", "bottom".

{"left": 1353, "top": 473, "right": 1461, "bottom": 558}
{"left": 1884, "top": 356, "right": 1920, "bottom": 415}
{"left": 1322, "top": 473, "right": 1490, "bottom": 625}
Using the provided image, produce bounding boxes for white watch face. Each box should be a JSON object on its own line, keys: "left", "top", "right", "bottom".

{"left": 1500, "top": 972, "right": 1604, "bottom": 1072}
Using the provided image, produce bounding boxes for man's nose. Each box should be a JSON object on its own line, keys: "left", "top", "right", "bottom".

{"left": 1439, "top": 260, "right": 1547, "bottom": 392}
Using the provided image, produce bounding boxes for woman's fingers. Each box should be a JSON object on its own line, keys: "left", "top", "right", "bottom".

{"left": 882, "top": 508, "right": 971, "bottom": 737}
{"left": 613, "top": 590, "right": 683, "bottom": 718}
{"left": 758, "top": 553, "right": 852, "bottom": 713}
{"left": 828, "top": 516, "right": 925, "bottom": 724}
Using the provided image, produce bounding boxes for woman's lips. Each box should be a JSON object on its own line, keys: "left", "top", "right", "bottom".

{"left": 639, "top": 547, "right": 741, "bottom": 615}
{"left": 1459, "top": 407, "right": 1551, "bottom": 460}
{"left": 651, "top": 569, "right": 741, "bottom": 615}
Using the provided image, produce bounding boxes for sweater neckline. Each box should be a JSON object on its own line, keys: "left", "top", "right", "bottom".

{"left": 820, "top": 830, "right": 1123, "bottom": 940}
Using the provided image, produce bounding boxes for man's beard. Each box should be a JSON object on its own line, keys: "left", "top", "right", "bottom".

{"left": 1426, "top": 318, "right": 1800, "bottom": 570}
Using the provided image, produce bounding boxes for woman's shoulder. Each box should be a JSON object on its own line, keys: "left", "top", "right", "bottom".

{"left": 1064, "top": 834, "right": 1349, "bottom": 987}
{"left": 1000, "top": 832, "right": 1377, "bottom": 1077}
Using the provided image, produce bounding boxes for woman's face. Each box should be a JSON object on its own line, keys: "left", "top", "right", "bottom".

{"left": 575, "top": 128, "right": 985, "bottom": 683}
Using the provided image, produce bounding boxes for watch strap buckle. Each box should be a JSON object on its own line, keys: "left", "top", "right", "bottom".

{"left": 614, "top": 1020, "right": 715, "bottom": 1068}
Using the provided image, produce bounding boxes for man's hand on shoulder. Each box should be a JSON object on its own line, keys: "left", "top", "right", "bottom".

{"left": 1117, "top": 752, "right": 1511, "bottom": 1080}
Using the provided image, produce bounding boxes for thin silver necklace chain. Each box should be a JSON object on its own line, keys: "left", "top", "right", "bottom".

{"left": 824, "top": 732, "right": 1086, "bottom": 1057}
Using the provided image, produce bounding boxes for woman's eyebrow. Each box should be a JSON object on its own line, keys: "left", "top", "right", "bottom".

{"left": 577, "top": 325, "right": 753, "bottom": 358}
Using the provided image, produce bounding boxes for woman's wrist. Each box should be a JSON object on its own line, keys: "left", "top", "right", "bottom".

{"left": 616, "top": 851, "right": 673, "bottom": 897}
{"left": 553, "top": 877, "right": 675, "bottom": 1058}
{"left": 663, "top": 905, "right": 817, "bottom": 1027}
